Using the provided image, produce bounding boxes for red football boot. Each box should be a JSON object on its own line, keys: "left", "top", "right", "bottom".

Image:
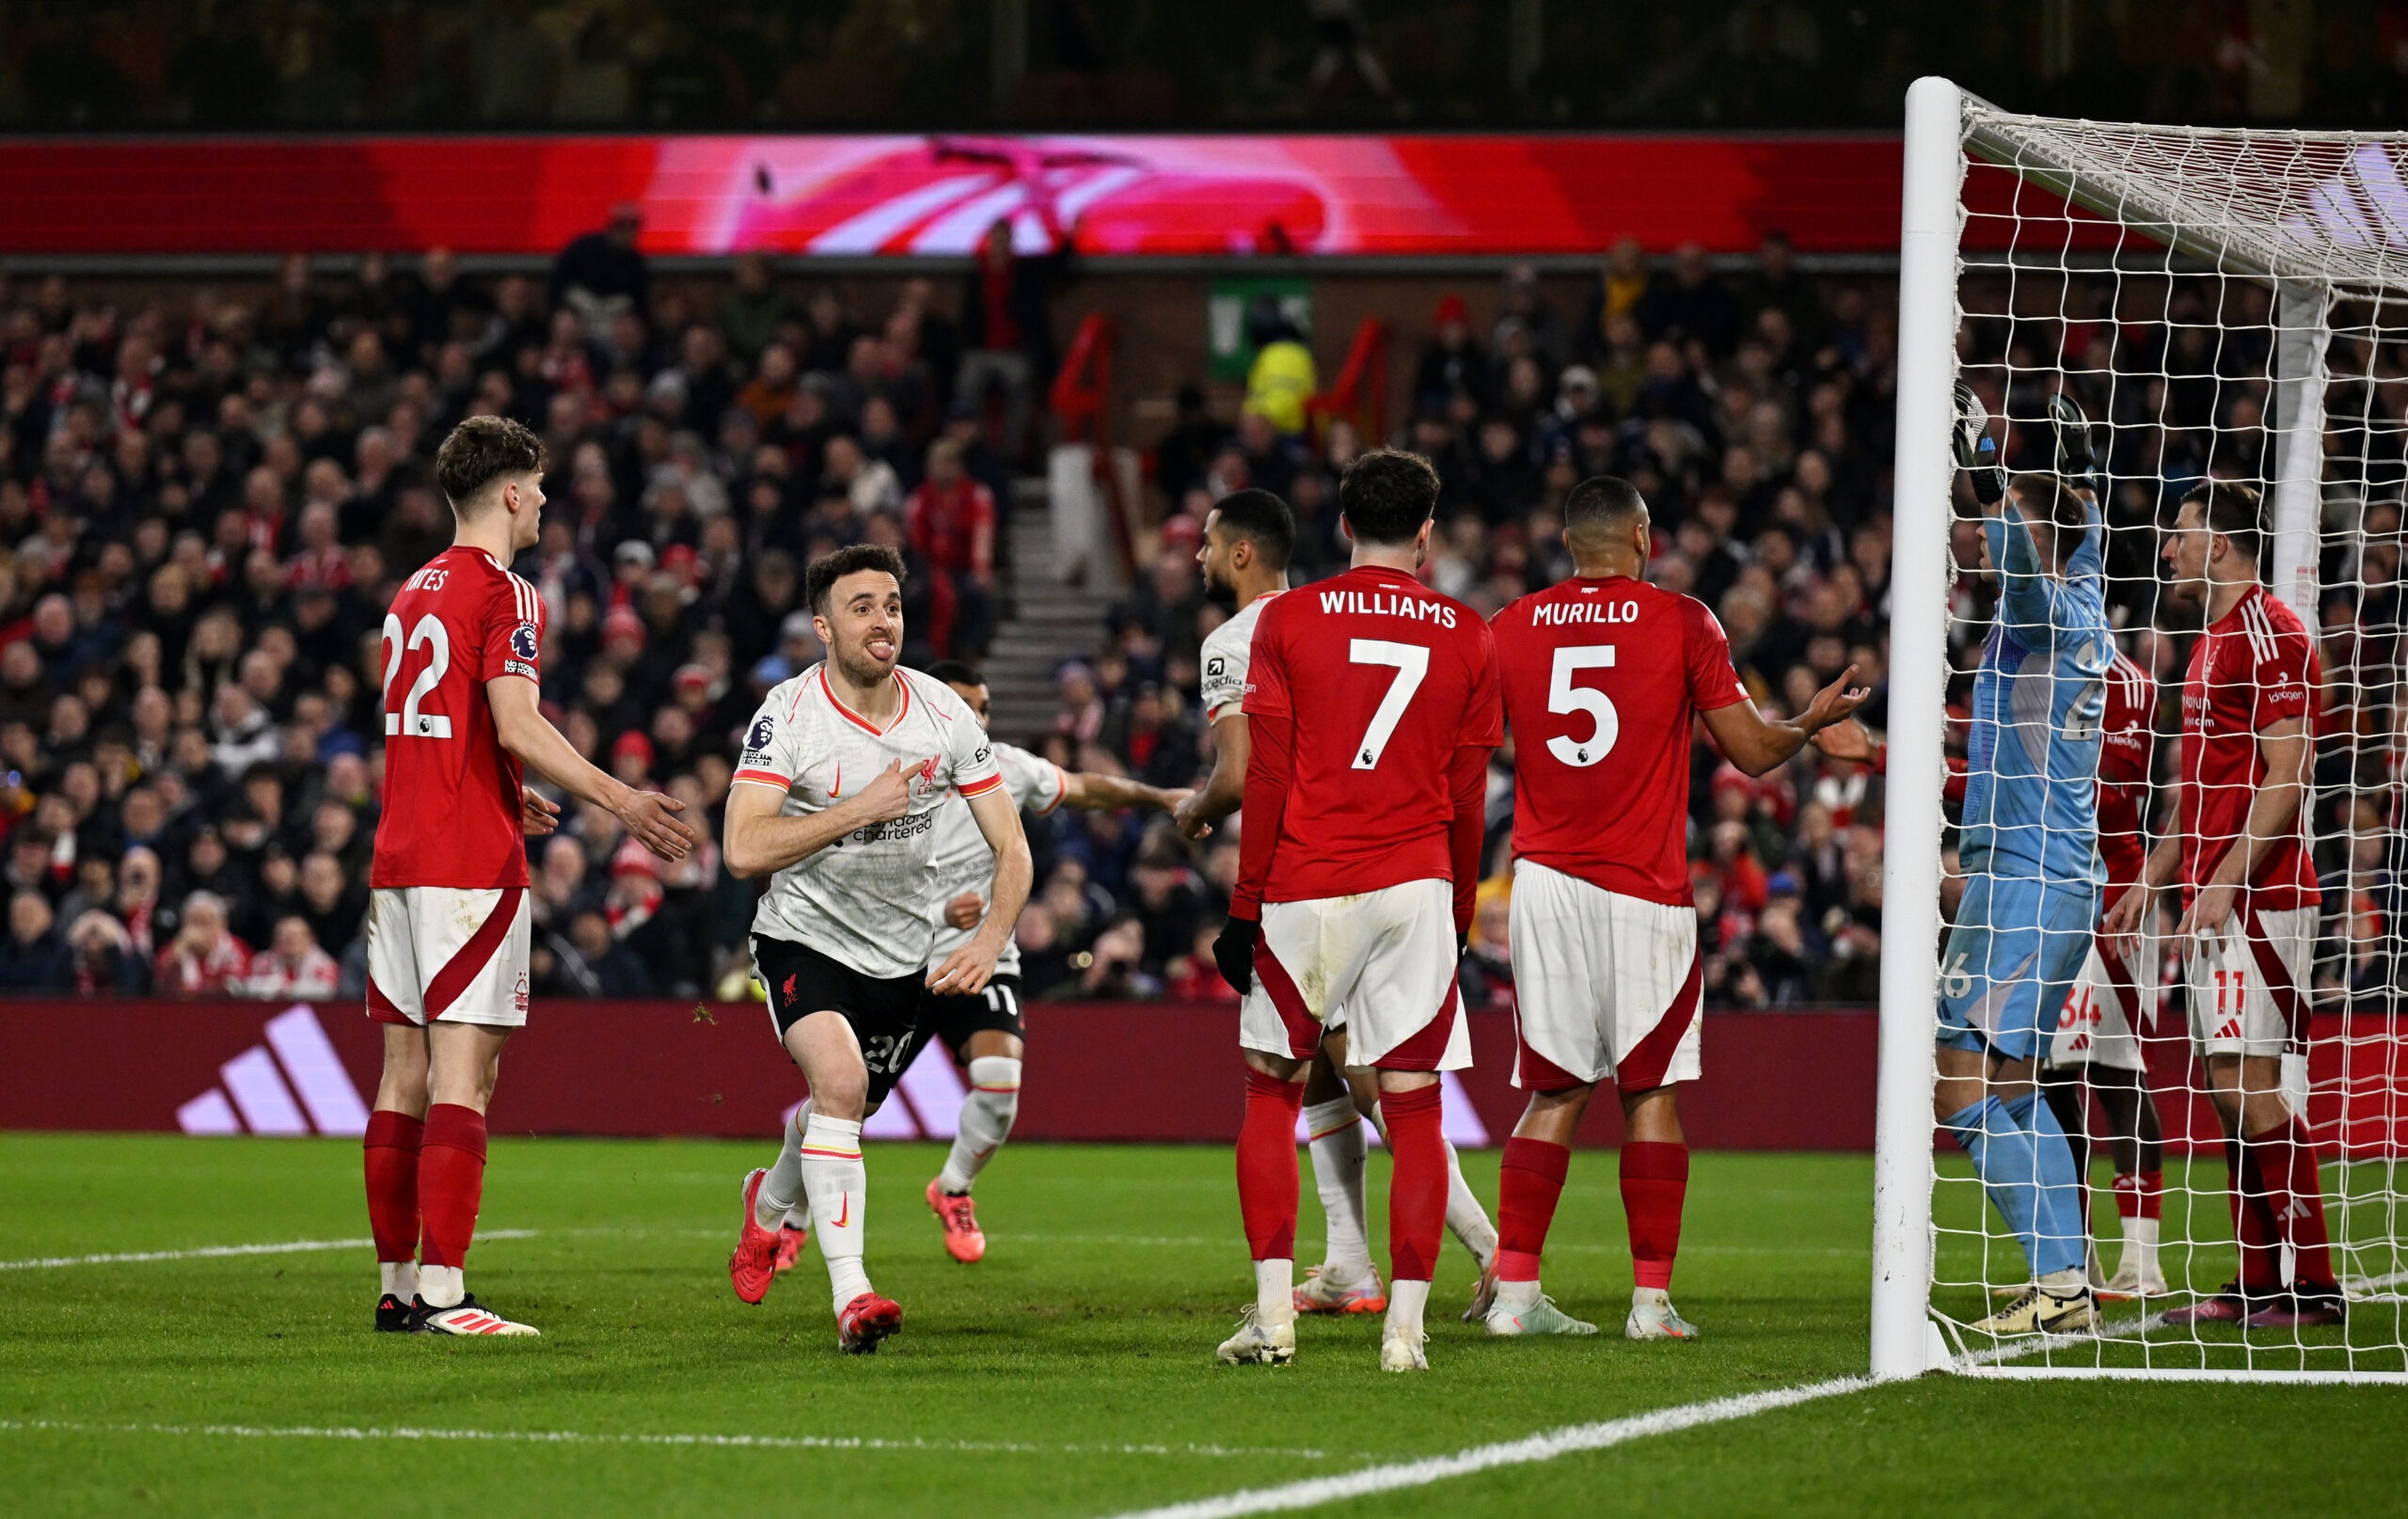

{"left": 772, "top": 1221, "right": 810, "bottom": 1275}
{"left": 837, "top": 1290, "right": 904, "bottom": 1354}
{"left": 728, "top": 1168, "right": 781, "bottom": 1305}
{"left": 927, "top": 1177, "right": 987, "bottom": 1263}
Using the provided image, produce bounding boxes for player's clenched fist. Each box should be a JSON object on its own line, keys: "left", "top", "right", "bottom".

{"left": 943, "top": 890, "right": 985, "bottom": 930}
{"left": 616, "top": 788, "right": 695, "bottom": 862}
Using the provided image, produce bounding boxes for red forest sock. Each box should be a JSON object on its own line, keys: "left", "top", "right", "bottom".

{"left": 2249, "top": 1115, "right": 2337, "bottom": 1290}
{"left": 2226, "top": 1138, "right": 2285, "bottom": 1293}
{"left": 2113, "top": 1169, "right": 2163, "bottom": 1220}
{"left": 417, "top": 1104, "right": 489, "bottom": 1271}
{"left": 1236, "top": 1069, "right": 1306, "bottom": 1261}
{"left": 1496, "top": 1136, "right": 1570, "bottom": 1284}
{"left": 362, "top": 1110, "right": 423, "bottom": 1265}
{"left": 1383, "top": 1082, "right": 1447, "bottom": 1285}
{"left": 1621, "top": 1141, "right": 1690, "bottom": 1291}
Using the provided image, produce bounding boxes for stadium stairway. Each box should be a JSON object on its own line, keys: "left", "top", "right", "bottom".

{"left": 984, "top": 478, "right": 1115, "bottom": 744}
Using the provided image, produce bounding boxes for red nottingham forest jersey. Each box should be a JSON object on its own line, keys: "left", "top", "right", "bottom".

{"left": 2177, "top": 583, "right": 2321, "bottom": 911}
{"left": 2096, "top": 649, "right": 2156, "bottom": 893}
{"left": 371, "top": 546, "right": 545, "bottom": 890}
{"left": 1235, "top": 564, "right": 1502, "bottom": 916}
{"left": 1493, "top": 576, "right": 1746, "bottom": 907}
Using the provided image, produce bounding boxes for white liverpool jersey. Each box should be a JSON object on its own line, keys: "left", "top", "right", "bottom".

{"left": 924, "top": 739, "right": 1067, "bottom": 976}
{"left": 1198, "top": 589, "right": 1281, "bottom": 723}
{"left": 734, "top": 663, "right": 1003, "bottom": 979}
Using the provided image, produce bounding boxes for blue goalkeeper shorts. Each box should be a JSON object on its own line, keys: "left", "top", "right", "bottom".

{"left": 1938, "top": 869, "right": 2099, "bottom": 1064}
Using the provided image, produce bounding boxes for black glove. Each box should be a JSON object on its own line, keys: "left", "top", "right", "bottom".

{"left": 1952, "top": 379, "right": 2005, "bottom": 506}
{"left": 1455, "top": 929, "right": 1470, "bottom": 962}
{"left": 1213, "top": 915, "right": 1259, "bottom": 995}
{"left": 2047, "top": 390, "right": 2099, "bottom": 481}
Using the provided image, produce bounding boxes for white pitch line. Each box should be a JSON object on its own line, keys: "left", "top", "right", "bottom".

{"left": 0, "top": 1230, "right": 539, "bottom": 1273}
{"left": 1097, "top": 1377, "right": 1872, "bottom": 1519}
{"left": 0, "top": 1418, "right": 1326, "bottom": 1462}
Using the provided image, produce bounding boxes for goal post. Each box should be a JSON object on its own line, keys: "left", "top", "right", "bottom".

{"left": 1875, "top": 77, "right": 2408, "bottom": 1382}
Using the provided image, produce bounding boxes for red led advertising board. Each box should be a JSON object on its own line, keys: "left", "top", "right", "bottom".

{"left": 0, "top": 133, "right": 1923, "bottom": 258}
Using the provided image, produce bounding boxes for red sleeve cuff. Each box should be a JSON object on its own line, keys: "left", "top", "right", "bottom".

{"left": 958, "top": 772, "right": 1004, "bottom": 798}
{"left": 731, "top": 767, "right": 791, "bottom": 790}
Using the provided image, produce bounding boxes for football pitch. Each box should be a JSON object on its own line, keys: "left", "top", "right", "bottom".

{"left": 3, "top": 1134, "right": 2402, "bottom": 1518}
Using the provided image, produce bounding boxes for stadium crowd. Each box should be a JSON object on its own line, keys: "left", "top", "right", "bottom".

{"left": 0, "top": 224, "right": 2393, "bottom": 1012}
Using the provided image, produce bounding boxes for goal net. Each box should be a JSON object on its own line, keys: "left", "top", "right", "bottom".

{"left": 1874, "top": 77, "right": 2408, "bottom": 1382}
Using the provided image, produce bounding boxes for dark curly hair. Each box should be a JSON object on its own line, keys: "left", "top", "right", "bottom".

{"left": 433, "top": 416, "right": 547, "bottom": 515}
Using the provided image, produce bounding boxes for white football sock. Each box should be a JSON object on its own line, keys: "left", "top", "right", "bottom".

{"left": 938, "top": 1057, "right": 1022, "bottom": 1194}
{"left": 762, "top": 1100, "right": 811, "bottom": 1228}
{"left": 417, "top": 1264, "right": 464, "bottom": 1309}
{"left": 1255, "top": 1258, "right": 1295, "bottom": 1327}
{"left": 2119, "top": 1214, "right": 2162, "bottom": 1277}
{"left": 1496, "top": 1276, "right": 1541, "bottom": 1312}
{"left": 379, "top": 1260, "right": 418, "bottom": 1301}
{"left": 1442, "top": 1136, "right": 1498, "bottom": 1267}
{"left": 1386, "top": 1277, "right": 1432, "bottom": 1339}
{"left": 1303, "top": 1098, "right": 1372, "bottom": 1279}
{"left": 800, "top": 1114, "right": 871, "bottom": 1312}
{"left": 2036, "top": 1267, "right": 2086, "bottom": 1293}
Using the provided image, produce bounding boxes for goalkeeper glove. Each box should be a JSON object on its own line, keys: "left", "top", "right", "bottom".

{"left": 2047, "top": 390, "right": 2101, "bottom": 485}
{"left": 1213, "top": 915, "right": 1259, "bottom": 995}
{"left": 1952, "top": 380, "right": 2005, "bottom": 505}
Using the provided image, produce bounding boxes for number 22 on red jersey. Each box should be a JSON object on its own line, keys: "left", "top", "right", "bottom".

{"left": 369, "top": 546, "right": 545, "bottom": 890}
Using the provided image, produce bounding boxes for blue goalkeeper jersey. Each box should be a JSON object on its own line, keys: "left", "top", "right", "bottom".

{"left": 1957, "top": 505, "right": 2111, "bottom": 888}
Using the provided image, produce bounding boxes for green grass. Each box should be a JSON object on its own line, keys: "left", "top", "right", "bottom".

{"left": 2, "top": 1134, "right": 2403, "bottom": 1517}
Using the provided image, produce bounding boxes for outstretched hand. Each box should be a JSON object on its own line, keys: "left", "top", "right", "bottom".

{"left": 618, "top": 789, "right": 695, "bottom": 862}
{"left": 1802, "top": 664, "right": 1874, "bottom": 736}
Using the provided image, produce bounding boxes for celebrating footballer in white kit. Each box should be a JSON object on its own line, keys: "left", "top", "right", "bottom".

{"left": 721, "top": 544, "right": 1032, "bottom": 1353}
{"left": 1491, "top": 476, "right": 1865, "bottom": 1342}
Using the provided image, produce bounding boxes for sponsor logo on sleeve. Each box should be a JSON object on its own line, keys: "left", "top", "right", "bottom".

{"left": 1206, "top": 655, "right": 1226, "bottom": 680}
{"left": 972, "top": 744, "right": 991, "bottom": 767}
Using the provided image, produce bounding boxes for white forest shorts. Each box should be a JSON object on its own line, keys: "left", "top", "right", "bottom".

{"left": 365, "top": 885, "right": 532, "bottom": 1029}
{"left": 2043, "top": 929, "right": 2157, "bottom": 1073}
{"left": 2183, "top": 904, "right": 2316, "bottom": 1059}
{"left": 1506, "top": 861, "right": 1703, "bottom": 1093}
{"left": 1239, "top": 877, "right": 1469, "bottom": 1072}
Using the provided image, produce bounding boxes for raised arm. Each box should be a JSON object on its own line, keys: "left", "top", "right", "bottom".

{"left": 1701, "top": 665, "right": 1871, "bottom": 778}
{"left": 721, "top": 757, "right": 916, "bottom": 879}
{"left": 486, "top": 675, "right": 692, "bottom": 861}
{"left": 927, "top": 783, "right": 1033, "bottom": 996}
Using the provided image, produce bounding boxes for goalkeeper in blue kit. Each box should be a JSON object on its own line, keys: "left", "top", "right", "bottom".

{"left": 1937, "top": 388, "right": 2114, "bottom": 1337}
